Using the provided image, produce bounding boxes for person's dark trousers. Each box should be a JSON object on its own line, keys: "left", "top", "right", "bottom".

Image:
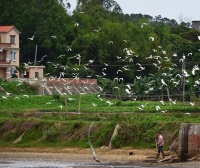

{"left": 156, "top": 146, "right": 164, "bottom": 159}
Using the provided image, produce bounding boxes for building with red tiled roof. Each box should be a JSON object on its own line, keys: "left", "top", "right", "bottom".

{"left": 0, "top": 26, "right": 20, "bottom": 78}
{"left": 0, "top": 26, "right": 20, "bottom": 33}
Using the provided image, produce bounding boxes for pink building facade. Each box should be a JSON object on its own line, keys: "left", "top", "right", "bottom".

{"left": 0, "top": 26, "right": 20, "bottom": 78}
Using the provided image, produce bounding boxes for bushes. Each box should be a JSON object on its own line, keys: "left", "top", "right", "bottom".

{"left": 0, "top": 81, "right": 38, "bottom": 95}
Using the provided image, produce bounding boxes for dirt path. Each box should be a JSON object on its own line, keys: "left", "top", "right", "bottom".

{"left": 0, "top": 147, "right": 199, "bottom": 167}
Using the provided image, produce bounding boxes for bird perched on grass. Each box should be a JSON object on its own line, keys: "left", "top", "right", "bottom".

{"left": 185, "top": 113, "right": 191, "bottom": 115}
{"left": 106, "top": 101, "right": 113, "bottom": 107}
{"left": 68, "top": 98, "right": 75, "bottom": 101}
{"left": 161, "top": 110, "right": 167, "bottom": 114}
{"left": 58, "top": 105, "right": 63, "bottom": 109}
{"left": 92, "top": 103, "right": 97, "bottom": 106}
{"left": 23, "top": 94, "right": 29, "bottom": 98}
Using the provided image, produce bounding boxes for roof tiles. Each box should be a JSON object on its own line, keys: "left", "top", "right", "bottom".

{"left": 0, "top": 26, "right": 14, "bottom": 33}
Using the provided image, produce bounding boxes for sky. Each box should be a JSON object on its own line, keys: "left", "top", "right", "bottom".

{"left": 67, "top": 0, "right": 200, "bottom": 22}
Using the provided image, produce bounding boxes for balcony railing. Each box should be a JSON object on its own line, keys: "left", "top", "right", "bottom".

{"left": 0, "top": 59, "right": 11, "bottom": 64}
{"left": 0, "top": 43, "right": 12, "bottom": 47}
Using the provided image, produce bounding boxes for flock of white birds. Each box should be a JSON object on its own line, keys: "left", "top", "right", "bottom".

{"left": 1, "top": 19, "right": 200, "bottom": 116}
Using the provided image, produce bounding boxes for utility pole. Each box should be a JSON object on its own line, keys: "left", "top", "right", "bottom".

{"left": 78, "top": 93, "right": 81, "bottom": 114}
{"left": 64, "top": 94, "right": 68, "bottom": 113}
{"left": 181, "top": 57, "right": 186, "bottom": 102}
{"left": 34, "top": 45, "right": 38, "bottom": 66}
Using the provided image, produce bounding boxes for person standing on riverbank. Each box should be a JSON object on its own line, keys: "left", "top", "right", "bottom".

{"left": 156, "top": 131, "right": 164, "bottom": 159}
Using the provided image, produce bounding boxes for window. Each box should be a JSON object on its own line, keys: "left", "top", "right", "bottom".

{"left": 11, "top": 68, "right": 15, "bottom": 75}
{"left": 35, "top": 72, "right": 39, "bottom": 78}
{"left": 10, "top": 35, "right": 15, "bottom": 44}
{"left": 10, "top": 50, "right": 15, "bottom": 61}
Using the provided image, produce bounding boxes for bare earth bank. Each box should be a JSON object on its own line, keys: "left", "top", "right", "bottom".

{"left": 0, "top": 147, "right": 199, "bottom": 167}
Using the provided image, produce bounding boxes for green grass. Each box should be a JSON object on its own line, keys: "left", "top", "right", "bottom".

{"left": 0, "top": 80, "right": 38, "bottom": 95}
{"left": 0, "top": 94, "right": 200, "bottom": 113}
{"left": 0, "top": 81, "right": 200, "bottom": 149}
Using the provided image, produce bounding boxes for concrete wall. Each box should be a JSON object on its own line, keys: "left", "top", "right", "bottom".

{"left": 178, "top": 123, "right": 200, "bottom": 160}
{"left": 188, "top": 125, "right": 200, "bottom": 157}
{"left": 46, "top": 78, "right": 97, "bottom": 85}
{"left": 26, "top": 66, "right": 45, "bottom": 78}
{"left": 0, "top": 68, "right": 6, "bottom": 78}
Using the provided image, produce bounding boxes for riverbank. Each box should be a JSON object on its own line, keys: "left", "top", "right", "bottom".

{"left": 0, "top": 147, "right": 199, "bottom": 167}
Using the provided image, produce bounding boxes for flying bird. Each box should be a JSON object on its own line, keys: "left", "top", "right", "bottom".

{"left": 93, "top": 29, "right": 100, "bottom": 32}
{"left": 190, "top": 102, "right": 195, "bottom": 106}
{"left": 103, "top": 63, "right": 109, "bottom": 66}
{"left": 141, "top": 23, "right": 148, "bottom": 28}
{"left": 161, "top": 79, "right": 167, "bottom": 86}
{"left": 6, "top": 92, "right": 11, "bottom": 96}
{"left": 109, "top": 41, "right": 113, "bottom": 44}
{"left": 66, "top": 46, "right": 72, "bottom": 51}
{"left": 113, "top": 86, "right": 119, "bottom": 90}
{"left": 74, "top": 23, "right": 79, "bottom": 26}
{"left": 51, "top": 35, "right": 57, "bottom": 38}
{"left": 125, "top": 88, "right": 131, "bottom": 94}
{"left": 156, "top": 105, "right": 161, "bottom": 111}
{"left": 126, "top": 84, "right": 131, "bottom": 90}
{"left": 28, "top": 35, "right": 34, "bottom": 40}
{"left": 126, "top": 49, "right": 134, "bottom": 56}
{"left": 172, "top": 53, "right": 177, "bottom": 57}
{"left": 149, "top": 37, "right": 154, "bottom": 41}
{"left": 57, "top": 55, "right": 65, "bottom": 59}
{"left": 116, "top": 77, "right": 122, "bottom": 82}
{"left": 86, "top": 60, "right": 94, "bottom": 65}
{"left": 116, "top": 69, "right": 122, "bottom": 74}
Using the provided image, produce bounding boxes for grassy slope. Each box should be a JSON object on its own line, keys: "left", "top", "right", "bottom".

{"left": 0, "top": 81, "right": 200, "bottom": 150}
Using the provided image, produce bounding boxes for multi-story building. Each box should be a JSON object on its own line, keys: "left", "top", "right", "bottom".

{"left": 0, "top": 26, "right": 20, "bottom": 78}
{"left": 191, "top": 21, "right": 200, "bottom": 31}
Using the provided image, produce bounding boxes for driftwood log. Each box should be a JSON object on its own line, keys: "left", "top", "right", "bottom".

{"left": 187, "top": 155, "right": 200, "bottom": 161}
{"left": 158, "top": 155, "right": 177, "bottom": 162}
{"left": 88, "top": 122, "right": 101, "bottom": 163}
